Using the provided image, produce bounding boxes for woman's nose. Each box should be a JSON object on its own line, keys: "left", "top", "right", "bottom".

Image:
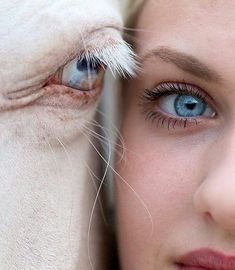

{"left": 194, "top": 133, "right": 235, "bottom": 233}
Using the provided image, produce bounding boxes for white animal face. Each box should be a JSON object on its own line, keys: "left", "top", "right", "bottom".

{"left": 0, "top": 0, "right": 135, "bottom": 144}
{"left": 0, "top": 1, "right": 135, "bottom": 269}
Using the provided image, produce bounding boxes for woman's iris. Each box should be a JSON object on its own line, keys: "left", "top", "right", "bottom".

{"left": 174, "top": 95, "right": 206, "bottom": 117}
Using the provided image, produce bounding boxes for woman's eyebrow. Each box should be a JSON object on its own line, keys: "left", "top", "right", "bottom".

{"left": 140, "top": 46, "right": 222, "bottom": 83}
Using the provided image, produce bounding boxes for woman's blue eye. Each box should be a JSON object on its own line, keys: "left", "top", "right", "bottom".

{"left": 62, "top": 57, "right": 105, "bottom": 91}
{"left": 175, "top": 95, "right": 206, "bottom": 117}
{"left": 159, "top": 94, "right": 215, "bottom": 118}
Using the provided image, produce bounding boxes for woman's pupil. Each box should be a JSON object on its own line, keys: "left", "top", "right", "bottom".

{"left": 186, "top": 102, "right": 196, "bottom": 110}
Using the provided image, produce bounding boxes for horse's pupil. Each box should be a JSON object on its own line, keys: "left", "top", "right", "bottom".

{"left": 77, "top": 58, "right": 100, "bottom": 71}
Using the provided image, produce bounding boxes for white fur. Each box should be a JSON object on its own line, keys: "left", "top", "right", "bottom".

{"left": 0, "top": 1, "right": 135, "bottom": 269}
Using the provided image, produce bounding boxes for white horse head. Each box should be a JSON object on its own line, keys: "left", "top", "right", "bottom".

{"left": 0, "top": 0, "right": 135, "bottom": 269}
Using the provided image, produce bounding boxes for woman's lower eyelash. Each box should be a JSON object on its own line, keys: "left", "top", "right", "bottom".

{"left": 144, "top": 110, "right": 199, "bottom": 130}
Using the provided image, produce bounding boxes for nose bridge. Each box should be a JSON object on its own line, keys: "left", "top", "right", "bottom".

{"left": 194, "top": 128, "right": 235, "bottom": 232}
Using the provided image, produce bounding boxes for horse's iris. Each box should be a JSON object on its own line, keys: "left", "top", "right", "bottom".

{"left": 62, "top": 57, "right": 105, "bottom": 91}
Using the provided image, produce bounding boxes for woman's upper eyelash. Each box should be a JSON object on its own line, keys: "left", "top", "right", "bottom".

{"left": 138, "top": 81, "right": 217, "bottom": 131}
{"left": 143, "top": 82, "right": 208, "bottom": 103}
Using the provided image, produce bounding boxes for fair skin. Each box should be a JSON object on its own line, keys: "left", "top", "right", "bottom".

{"left": 116, "top": 1, "right": 235, "bottom": 269}
{"left": 0, "top": 1, "right": 135, "bottom": 269}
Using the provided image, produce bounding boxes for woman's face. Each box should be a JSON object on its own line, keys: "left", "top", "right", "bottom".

{"left": 116, "top": 1, "right": 235, "bottom": 269}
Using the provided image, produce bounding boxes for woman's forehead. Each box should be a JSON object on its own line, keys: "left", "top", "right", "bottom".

{"left": 135, "top": 1, "right": 235, "bottom": 83}
{"left": 138, "top": 0, "right": 235, "bottom": 33}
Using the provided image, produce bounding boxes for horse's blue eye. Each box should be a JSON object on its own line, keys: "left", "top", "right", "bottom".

{"left": 62, "top": 57, "right": 104, "bottom": 91}
{"left": 77, "top": 58, "right": 89, "bottom": 71}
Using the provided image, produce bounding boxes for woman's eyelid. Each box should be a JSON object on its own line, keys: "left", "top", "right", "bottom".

{"left": 140, "top": 81, "right": 219, "bottom": 131}
{"left": 146, "top": 81, "right": 217, "bottom": 112}
{"left": 151, "top": 82, "right": 207, "bottom": 99}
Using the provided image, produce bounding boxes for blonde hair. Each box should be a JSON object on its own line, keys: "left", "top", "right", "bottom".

{"left": 125, "top": 0, "right": 145, "bottom": 29}
{"left": 121, "top": 0, "right": 145, "bottom": 49}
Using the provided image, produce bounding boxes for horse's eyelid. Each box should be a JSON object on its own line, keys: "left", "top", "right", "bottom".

{"left": 80, "top": 42, "right": 139, "bottom": 78}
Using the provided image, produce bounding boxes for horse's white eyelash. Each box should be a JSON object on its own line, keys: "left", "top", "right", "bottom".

{"left": 80, "top": 41, "right": 140, "bottom": 78}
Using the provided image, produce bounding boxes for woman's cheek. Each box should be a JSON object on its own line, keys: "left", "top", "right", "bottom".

{"left": 116, "top": 104, "right": 218, "bottom": 264}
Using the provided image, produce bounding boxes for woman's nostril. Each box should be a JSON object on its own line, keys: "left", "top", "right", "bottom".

{"left": 194, "top": 179, "right": 235, "bottom": 232}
